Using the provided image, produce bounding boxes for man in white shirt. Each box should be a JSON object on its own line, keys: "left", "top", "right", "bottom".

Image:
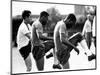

{"left": 17, "top": 10, "right": 32, "bottom": 71}
{"left": 82, "top": 14, "right": 93, "bottom": 49}
{"left": 31, "top": 11, "right": 54, "bottom": 71}
{"left": 92, "top": 15, "right": 96, "bottom": 47}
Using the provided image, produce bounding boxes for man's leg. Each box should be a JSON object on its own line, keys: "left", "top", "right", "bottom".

{"left": 86, "top": 32, "right": 92, "bottom": 49}
{"left": 69, "top": 32, "right": 96, "bottom": 61}
{"left": 68, "top": 32, "right": 83, "bottom": 52}
{"left": 19, "top": 43, "right": 32, "bottom": 72}
{"left": 59, "top": 32, "right": 83, "bottom": 68}
{"left": 32, "top": 40, "right": 54, "bottom": 71}
{"left": 44, "top": 40, "right": 54, "bottom": 59}
{"left": 52, "top": 32, "right": 83, "bottom": 69}
{"left": 80, "top": 39, "right": 92, "bottom": 56}
{"left": 25, "top": 54, "right": 32, "bottom": 71}
{"left": 51, "top": 33, "right": 82, "bottom": 69}
{"left": 53, "top": 48, "right": 62, "bottom": 69}
{"left": 35, "top": 57, "right": 44, "bottom": 71}
{"left": 93, "top": 37, "right": 96, "bottom": 47}
{"left": 32, "top": 46, "right": 45, "bottom": 71}
{"left": 46, "top": 52, "right": 53, "bottom": 59}
{"left": 43, "top": 40, "right": 54, "bottom": 53}
{"left": 43, "top": 40, "right": 62, "bottom": 69}
{"left": 79, "top": 35, "right": 96, "bottom": 61}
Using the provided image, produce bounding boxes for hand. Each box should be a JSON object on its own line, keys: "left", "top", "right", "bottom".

{"left": 75, "top": 48, "right": 80, "bottom": 55}
{"left": 91, "top": 38, "right": 94, "bottom": 42}
{"left": 42, "top": 33, "right": 48, "bottom": 37}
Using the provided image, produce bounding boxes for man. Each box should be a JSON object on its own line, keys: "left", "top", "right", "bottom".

{"left": 17, "top": 10, "right": 32, "bottom": 71}
{"left": 53, "top": 13, "right": 95, "bottom": 69}
{"left": 53, "top": 14, "right": 80, "bottom": 69}
{"left": 82, "top": 14, "right": 93, "bottom": 49}
{"left": 82, "top": 14, "right": 96, "bottom": 60}
{"left": 92, "top": 14, "right": 96, "bottom": 47}
{"left": 31, "top": 11, "right": 54, "bottom": 71}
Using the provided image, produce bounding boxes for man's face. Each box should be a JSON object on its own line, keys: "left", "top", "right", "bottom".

{"left": 26, "top": 13, "right": 32, "bottom": 24}
{"left": 65, "top": 20, "right": 76, "bottom": 29}
{"left": 89, "top": 15, "right": 94, "bottom": 21}
{"left": 41, "top": 16, "right": 48, "bottom": 25}
{"left": 69, "top": 20, "right": 76, "bottom": 26}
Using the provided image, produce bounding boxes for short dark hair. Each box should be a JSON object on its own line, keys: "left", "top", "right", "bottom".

{"left": 22, "top": 10, "right": 31, "bottom": 19}
{"left": 40, "top": 11, "right": 49, "bottom": 18}
{"left": 67, "top": 13, "right": 76, "bottom": 22}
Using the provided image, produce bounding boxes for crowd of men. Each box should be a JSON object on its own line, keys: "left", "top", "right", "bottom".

{"left": 16, "top": 8, "right": 96, "bottom": 72}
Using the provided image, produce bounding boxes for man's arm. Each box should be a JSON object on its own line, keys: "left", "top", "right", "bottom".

{"left": 82, "top": 21, "right": 87, "bottom": 36}
{"left": 35, "top": 23, "right": 53, "bottom": 41}
{"left": 60, "top": 33, "right": 79, "bottom": 54}
{"left": 25, "top": 32, "right": 31, "bottom": 40}
{"left": 38, "top": 32, "right": 53, "bottom": 41}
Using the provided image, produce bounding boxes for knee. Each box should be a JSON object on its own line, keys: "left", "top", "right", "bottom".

{"left": 76, "top": 32, "right": 84, "bottom": 42}
{"left": 76, "top": 32, "right": 82, "bottom": 37}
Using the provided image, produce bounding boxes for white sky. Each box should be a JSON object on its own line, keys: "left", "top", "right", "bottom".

{"left": 12, "top": 1, "right": 74, "bottom": 16}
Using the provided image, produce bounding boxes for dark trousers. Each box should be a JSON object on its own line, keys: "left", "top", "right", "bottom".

{"left": 19, "top": 41, "right": 31, "bottom": 60}
{"left": 32, "top": 40, "right": 54, "bottom": 70}
{"left": 85, "top": 32, "right": 92, "bottom": 49}
{"left": 57, "top": 32, "right": 83, "bottom": 65}
{"left": 93, "top": 36, "right": 96, "bottom": 47}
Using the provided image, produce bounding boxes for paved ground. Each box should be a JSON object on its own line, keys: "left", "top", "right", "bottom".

{"left": 12, "top": 42, "right": 96, "bottom": 74}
